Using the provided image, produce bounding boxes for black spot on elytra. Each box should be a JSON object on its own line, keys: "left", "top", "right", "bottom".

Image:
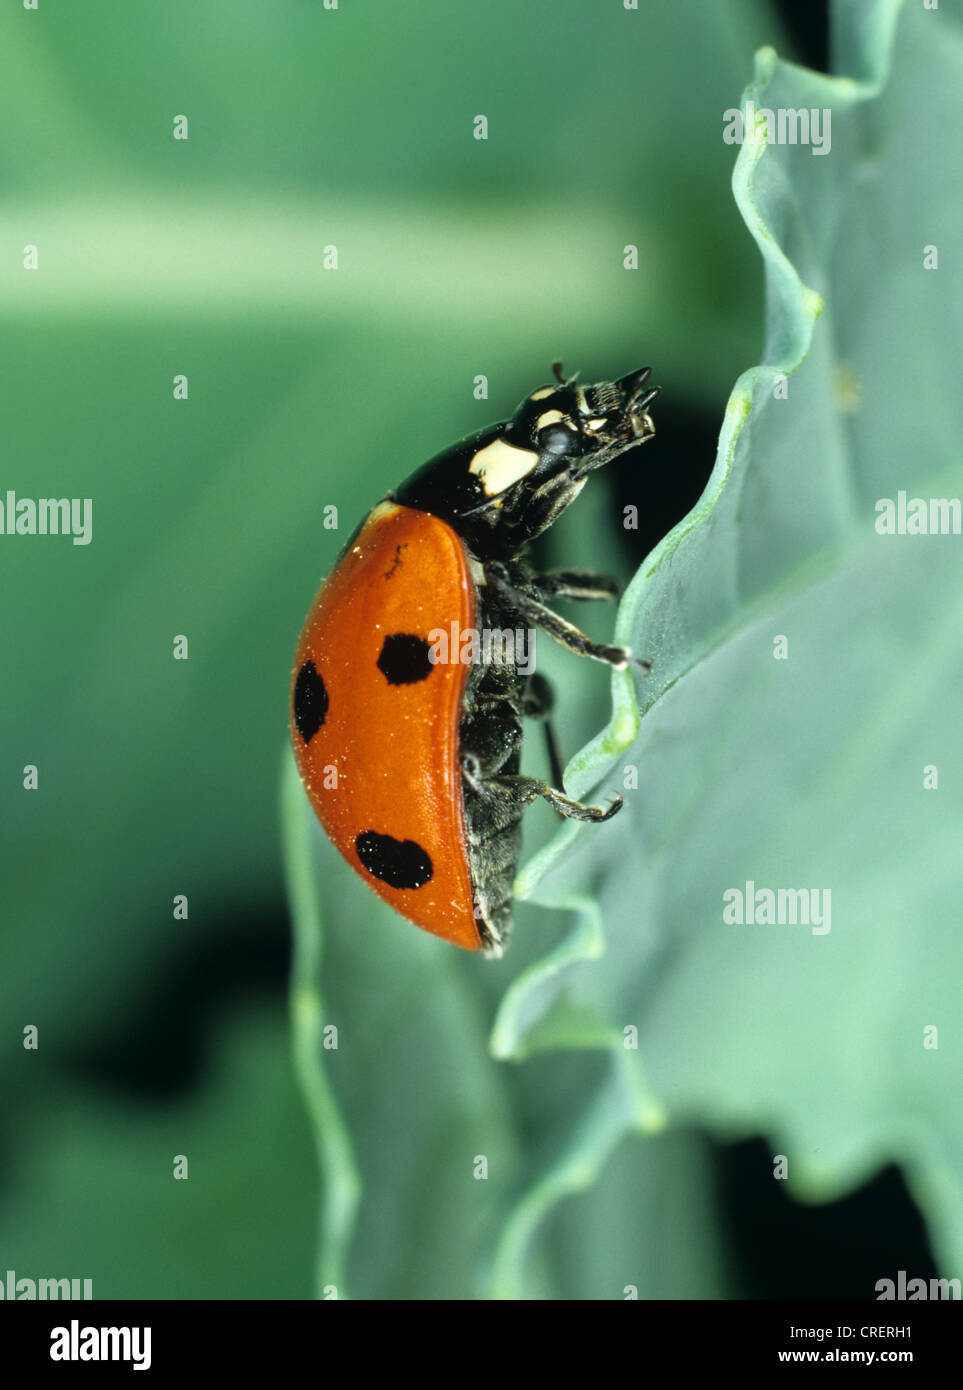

{"left": 377, "top": 633, "right": 433, "bottom": 685}
{"left": 293, "top": 660, "right": 328, "bottom": 744}
{"left": 355, "top": 831, "right": 433, "bottom": 889}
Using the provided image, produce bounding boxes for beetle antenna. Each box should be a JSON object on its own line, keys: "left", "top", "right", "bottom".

{"left": 552, "top": 360, "right": 579, "bottom": 387}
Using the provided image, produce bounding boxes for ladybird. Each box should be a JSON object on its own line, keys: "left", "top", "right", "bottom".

{"left": 290, "top": 363, "right": 659, "bottom": 956}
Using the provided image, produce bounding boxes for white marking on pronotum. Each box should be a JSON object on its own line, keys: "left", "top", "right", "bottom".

{"left": 529, "top": 386, "right": 555, "bottom": 401}
{"left": 468, "top": 438, "right": 539, "bottom": 497}
{"left": 535, "top": 409, "right": 567, "bottom": 430}
{"left": 367, "top": 499, "right": 402, "bottom": 524}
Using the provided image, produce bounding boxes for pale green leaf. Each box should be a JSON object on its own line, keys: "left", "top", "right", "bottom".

{"left": 499, "top": 0, "right": 963, "bottom": 1288}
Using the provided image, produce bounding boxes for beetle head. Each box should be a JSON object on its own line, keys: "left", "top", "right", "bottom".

{"left": 392, "top": 365, "right": 659, "bottom": 561}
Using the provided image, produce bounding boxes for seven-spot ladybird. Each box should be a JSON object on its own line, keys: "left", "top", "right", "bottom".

{"left": 290, "top": 363, "right": 659, "bottom": 956}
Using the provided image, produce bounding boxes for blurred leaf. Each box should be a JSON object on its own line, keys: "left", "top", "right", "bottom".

{"left": 0, "top": 1007, "right": 318, "bottom": 1298}
{"left": 501, "top": 0, "right": 963, "bottom": 1287}
{"left": 283, "top": 749, "right": 360, "bottom": 1298}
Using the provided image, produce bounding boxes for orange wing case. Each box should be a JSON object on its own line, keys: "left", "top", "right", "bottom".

{"left": 291, "top": 502, "right": 482, "bottom": 949}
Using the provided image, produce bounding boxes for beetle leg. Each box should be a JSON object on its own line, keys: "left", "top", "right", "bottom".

{"left": 521, "top": 673, "right": 565, "bottom": 791}
{"left": 483, "top": 561, "right": 651, "bottom": 673}
{"left": 461, "top": 749, "right": 619, "bottom": 822}
{"left": 477, "top": 772, "right": 622, "bottom": 823}
{"left": 531, "top": 569, "right": 622, "bottom": 603}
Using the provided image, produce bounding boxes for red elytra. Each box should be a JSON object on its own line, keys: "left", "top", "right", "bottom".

{"left": 290, "top": 501, "right": 483, "bottom": 950}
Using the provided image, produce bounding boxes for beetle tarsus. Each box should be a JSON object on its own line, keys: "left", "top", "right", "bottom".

{"left": 476, "top": 774, "right": 624, "bottom": 823}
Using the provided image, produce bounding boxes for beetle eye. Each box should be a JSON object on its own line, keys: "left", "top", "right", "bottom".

{"left": 538, "top": 423, "right": 578, "bottom": 455}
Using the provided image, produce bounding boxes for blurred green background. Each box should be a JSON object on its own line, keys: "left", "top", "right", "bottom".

{"left": 2, "top": 0, "right": 957, "bottom": 1300}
